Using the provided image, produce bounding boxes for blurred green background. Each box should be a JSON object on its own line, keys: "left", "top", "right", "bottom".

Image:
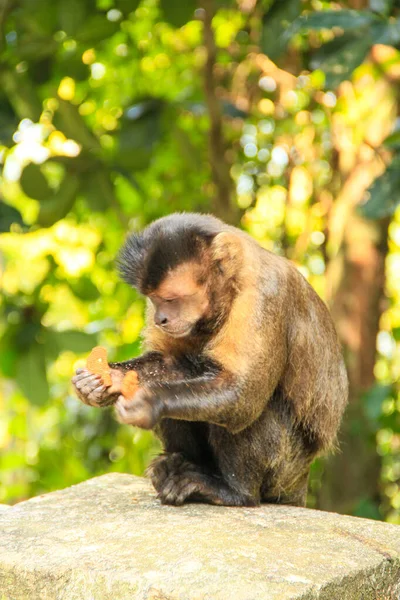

{"left": 0, "top": 0, "right": 400, "bottom": 522}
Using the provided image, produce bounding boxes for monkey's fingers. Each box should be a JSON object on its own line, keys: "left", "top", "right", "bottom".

{"left": 72, "top": 370, "right": 105, "bottom": 406}
{"left": 72, "top": 368, "right": 120, "bottom": 406}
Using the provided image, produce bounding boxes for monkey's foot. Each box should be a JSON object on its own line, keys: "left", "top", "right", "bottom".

{"left": 148, "top": 453, "right": 257, "bottom": 507}
{"left": 147, "top": 452, "right": 190, "bottom": 494}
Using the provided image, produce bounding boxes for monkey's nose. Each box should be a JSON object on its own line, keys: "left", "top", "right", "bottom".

{"left": 155, "top": 313, "right": 168, "bottom": 327}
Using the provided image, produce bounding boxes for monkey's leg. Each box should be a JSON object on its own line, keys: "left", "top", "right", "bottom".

{"left": 153, "top": 454, "right": 257, "bottom": 507}
{"left": 149, "top": 420, "right": 256, "bottom": 507}
{"left": 206, "top": 399, "right": 313, "bottom": 508}
{"left": 261, "top": 468, "right": 311, "bottom": 507}
{"left": 148, "top": 420, "right": 214, "bottom": 494}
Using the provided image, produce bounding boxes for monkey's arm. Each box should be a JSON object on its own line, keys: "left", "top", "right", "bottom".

{"left": 115, "top": 365, "right": 248, "bottom": 432}
{"left": 72, "top": 352, "right": 200, "bottom": 407}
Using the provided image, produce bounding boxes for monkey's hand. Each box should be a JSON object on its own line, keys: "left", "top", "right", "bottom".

{"left": 72, "top": 368, "right": 124, "bottom": 407}
{"left": 115, "top": 388, "right": 162, "bottom": 430}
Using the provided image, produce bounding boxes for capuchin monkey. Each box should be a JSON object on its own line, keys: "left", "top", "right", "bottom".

{"left": 72, "top": 213, "right": 348, "bottom": 507}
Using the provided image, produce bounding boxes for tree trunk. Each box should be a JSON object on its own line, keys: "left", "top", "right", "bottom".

{"left": 318, "top": 215, "right": 389, "bottom": 514}
{"left": 200, "top": 0, "right": 239, "bottom": 224}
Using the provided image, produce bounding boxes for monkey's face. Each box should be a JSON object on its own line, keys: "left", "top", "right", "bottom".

{"left": 148, "top": 262, "right": 209, "bottom": 338}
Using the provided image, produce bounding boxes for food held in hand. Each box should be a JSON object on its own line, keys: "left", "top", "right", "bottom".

{"left": 121, "top": 371, "right": 139, "bottom": 398}
{"left": 86, "top": 346, "right": 112, "bottom": 386}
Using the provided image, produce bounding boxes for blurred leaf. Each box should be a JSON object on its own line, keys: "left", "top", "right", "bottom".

{"left": 383, "top": 131, "right": 400, "bottom": 149}
{"left": 222, "top": 100, "right": 248, "bottom": 118}
{"left": 160, "top": 0, "right": 196, "bottom": 27}
{"left": 353, "top": 498, "right": 382, "bottom": 520}
{"left": 114, "top": 100, "right": 164, "bottom": 169}
{"left": 58, "top": 0, "right": 87, "bottom": 37}
{"left": 18, "top": 0, "right": 58, "bottom": 36}
{"left": 55, "top": 99, "right": 101, "bottom": 151}
{"left": 310, "top": 31, "right": 375, "bottom": 89}
{"left": 360, "top": 159, "right": 400, "bottom": 219}
{"left": 60, "top": 55, "right": 90, "bottom": 81}
{"left": 364, "top": 384, "right": 392, "bottom": 424}
{"left": 45, "top": 329, "right": 98, "bottom": 356}
{"left": 374, "top": 17, "right": 400, "bottom": 46}
{"left": 115, "top": 0, "right": 141, "bottom": 15}
{"left": 15, "top": 322, "right": 41, "bottom": 350}
{"left": 0, "top": 203, "right": 25, "bottom": 232}
{"left": 370, "top": 0, "right": 394, "bottom": 15}
{"left": 1, "top": 70, "right": 42, "bottom": 121}
{"left": 392, "top": 327, "right": 400, "bottom": 342}
{"left": 20, "top": 163, "right": 52, "bottom": 200}
{"left": 75, "top": 15, "right": 119, "bottom": 44}
{"left": 16, "top": 345, "right": 49, "bottom": 406}
{"left": 295, "top": 9, "right": 376, "bottom": 31}
{"left": 37, "top": 173, "right": 80, "bottom": 227}
{"left": 0, "top": 335, "right": 18, "bottom": 377}
{"left": 83, "top": 169, "right": 115, "bottom": 212}
{"left": 111, "top": 340, "right": 141, "bottom": 362}
{"left": 261, "top": 0, "right": 301, "bottom": 60}
{"left": 69, "top": 277, "right": 100, "bottom": 301}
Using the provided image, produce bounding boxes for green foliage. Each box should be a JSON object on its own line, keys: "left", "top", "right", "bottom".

{"left": 0, "top": 0, "right": 399, "bottom": 526}
{"left": 360, "top": 157, "right": 400, "bottom": 219}
{"left": 292, "top": 7, "right": 400, "bottom": 88}
{"left": 261, "top": 0, "right": 302, "bottom": 60}
{"left": 16, "top": 345, "right": 49, "bottom": 406}
{"left": 0, "top": 203, "right": 25, "bottom": 232}
{"left": 160, "top": 0, "right": 196, "bottom": 27}
{"left": 20, "top": 164, "right": 52, "bottom": 201}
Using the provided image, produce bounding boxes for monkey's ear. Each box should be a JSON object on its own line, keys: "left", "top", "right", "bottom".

{"left": 211, "top": 231, "right": 243, "bottom": 278}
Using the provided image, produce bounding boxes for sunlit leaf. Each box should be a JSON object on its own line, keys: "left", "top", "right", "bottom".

{"left": 16, "top": 345, "right": 49, "bottom": 406}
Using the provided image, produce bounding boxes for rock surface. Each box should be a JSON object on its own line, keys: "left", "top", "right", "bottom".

{"left": 1, "top": 473, "right": 400, "bottom": 600}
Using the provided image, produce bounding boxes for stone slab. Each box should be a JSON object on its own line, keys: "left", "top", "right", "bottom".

{"left": 0, "top": 473, "right": 400, "bottom": 599}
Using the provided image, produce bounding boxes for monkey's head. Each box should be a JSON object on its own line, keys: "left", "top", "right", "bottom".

{"left": 117, "top": 213, "right": 242, "bottom": 339}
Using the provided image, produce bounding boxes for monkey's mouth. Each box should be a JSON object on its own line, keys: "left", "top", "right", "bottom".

{"left": 161, "top": 325, "right": 193, "bottom": 338}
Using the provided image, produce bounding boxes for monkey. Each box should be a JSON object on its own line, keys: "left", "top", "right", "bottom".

{"left": 72, "top": 213, "right": 348, "bottom": 507}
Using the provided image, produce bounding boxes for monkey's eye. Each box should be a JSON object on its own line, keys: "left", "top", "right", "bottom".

{"left": 163, "top": 298, "right": 178, "bottom": 304}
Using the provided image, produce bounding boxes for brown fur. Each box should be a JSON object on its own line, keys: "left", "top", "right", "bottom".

{"left": 72, "top": 213, "right": 348, "bottom": 507}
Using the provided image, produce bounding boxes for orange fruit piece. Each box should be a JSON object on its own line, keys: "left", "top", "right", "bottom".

{"left": 121, "top": 371, "right": 139, "bottom": 398}
{"left": 86, "top": 346, "right": 112, "bottom": 386}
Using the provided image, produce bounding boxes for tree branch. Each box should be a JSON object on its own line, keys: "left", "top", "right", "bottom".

{"left": 199, "top": 0, "right": 238, "bottom": 223}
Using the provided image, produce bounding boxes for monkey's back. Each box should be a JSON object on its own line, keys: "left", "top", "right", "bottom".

{"left": 254, "top": 242, "right": 348, "bottom": 452}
